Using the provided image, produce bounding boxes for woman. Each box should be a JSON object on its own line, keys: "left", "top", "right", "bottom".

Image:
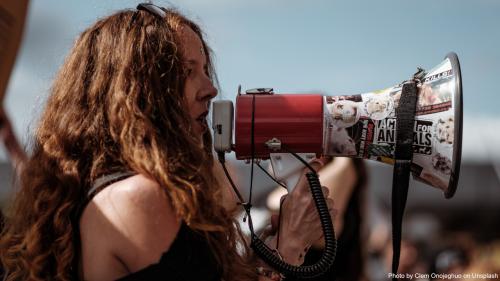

{"left": 0, "top": 4, "right": 335, "bottom": 281}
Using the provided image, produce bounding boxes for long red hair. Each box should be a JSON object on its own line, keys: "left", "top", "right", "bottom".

{"left": 0, "top": 8, "right": 256, "bottom": 281}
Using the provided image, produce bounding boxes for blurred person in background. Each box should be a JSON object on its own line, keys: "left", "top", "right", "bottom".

{"left": 430, "top": 232, "right": 500, "bottom": 280}
{"left": 461, "top": 240, "right": 500, "bottom": 281}
{"left": 383, "top": 238, "right": 429, "bottom": 278}
{"left": 0, "top": 107, "right": 27, "bottom": 280}
{"left": 0, "top": 108, "right": 27, "bottom": 171}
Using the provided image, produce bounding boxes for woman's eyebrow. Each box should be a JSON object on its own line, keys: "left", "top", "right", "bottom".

{"left": 184, "top": 59, "right": 207, "bottom": 69}
{"left": 184, "top": 59, "right": 198, "bottom": 65}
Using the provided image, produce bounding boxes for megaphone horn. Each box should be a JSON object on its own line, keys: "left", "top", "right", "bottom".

{"left": 214, "top": 52, "right": 462, "bottom": 198}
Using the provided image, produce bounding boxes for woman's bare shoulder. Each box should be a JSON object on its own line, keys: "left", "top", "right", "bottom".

{"left": 80, "top": 174, "right": 181, "bottom": 276}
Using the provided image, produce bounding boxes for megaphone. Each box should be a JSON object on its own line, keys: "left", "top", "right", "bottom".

{"left": 212, "top": 52, "right": 462, "bottom": 279}
{"left": 214, "top": 52, "right": 462, "bottom": 198}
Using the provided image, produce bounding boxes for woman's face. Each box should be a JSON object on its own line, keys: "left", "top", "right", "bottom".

{"left": 180, "top": 26, "right": 217, "bottom": 136}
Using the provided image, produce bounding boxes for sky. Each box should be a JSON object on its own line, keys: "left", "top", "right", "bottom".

{"left": 1, "top": 0, "right": 500, "bottom": 161}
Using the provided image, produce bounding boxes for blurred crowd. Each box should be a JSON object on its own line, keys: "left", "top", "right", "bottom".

{"left": 366, "top": 217, "right": 500, "bottom": 281}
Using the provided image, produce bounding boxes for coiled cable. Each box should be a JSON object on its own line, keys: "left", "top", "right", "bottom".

{"left": 250, "top": 171, "right": 337, "bottom": 278}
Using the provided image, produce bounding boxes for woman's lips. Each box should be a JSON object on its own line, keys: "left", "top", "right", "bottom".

{"left": 195, "top": 111, "right": 209, "bottom": 133}
{"left": 196, "top": 118, "right": 207, "bottom": 132}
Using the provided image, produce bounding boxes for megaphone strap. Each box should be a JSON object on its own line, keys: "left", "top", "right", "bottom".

{"left": 391, "top": 81, "right": 418, "bottom": 280}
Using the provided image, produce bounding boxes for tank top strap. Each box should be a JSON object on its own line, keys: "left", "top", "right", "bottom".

{"left": 87, "top": 171, "right": 136, "bottom": 200}
{"left": 72, "top": 171, "right": 136, "bottom": 280}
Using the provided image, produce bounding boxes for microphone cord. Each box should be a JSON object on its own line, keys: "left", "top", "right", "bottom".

{"left": 217, "top": 151, "right": 337, "bottom": 278}
{"left": 216, "top": 93, "right": 337, "bottom": 278}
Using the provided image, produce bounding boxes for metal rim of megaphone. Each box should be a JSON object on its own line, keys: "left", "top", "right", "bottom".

{"left": 444, "top": 52, "right": 463, "bottom": 199}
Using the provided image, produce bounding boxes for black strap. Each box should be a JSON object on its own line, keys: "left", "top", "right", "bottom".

{"left": 87, "top": 171, "right": 136, "bottom": 200}
{"left": 391, "top": 81, "right": 418, "bottom": 280}
{"left": 72, "top": 171, "right": 136, "bottom": 279}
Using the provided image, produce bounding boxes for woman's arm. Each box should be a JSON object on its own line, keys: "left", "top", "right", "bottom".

{"left": 318, "top": 157, "right": 358, "bottom": 234}
{"left": 79, "top": 174, "right": 181, "bottom": 280}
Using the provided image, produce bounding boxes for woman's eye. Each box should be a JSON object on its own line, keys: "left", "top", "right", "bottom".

{"left": 186, "top": 68, "right": 194, "bottom": 76}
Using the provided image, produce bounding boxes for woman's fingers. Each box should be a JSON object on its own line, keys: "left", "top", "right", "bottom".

{"left": 280, "top": 194, "right": 288, "bottom": 205}
{"left": 326, "top": 198, "right": 337, "bottom": 217}
{"left": 307, "top": 158, "right": 325, "bottom": 173}
{"left": 291, "top": 160, "right": 325, "bottom": 197}
{"left": 325, "top": 197, "right": 334, "bottom": 210}
{"left": 276, "top": 160, "right": 338, "bottom": 251}
{"left": 321, "top": 185, "right": 330, "bottom": 198}
{"left": 270, "top": 214, "right": 279, "bottom": 232}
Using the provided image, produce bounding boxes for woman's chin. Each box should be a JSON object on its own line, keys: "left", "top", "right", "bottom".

{"left": 190, "top": 120, "right": 208, "bottom": 147}
{"left": 193, "top": 119, "right": 208, "bottom": 134}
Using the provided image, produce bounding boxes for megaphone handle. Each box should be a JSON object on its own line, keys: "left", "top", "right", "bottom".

{"left": 269, "top": 153, "right": 317, "bottom": 192}
{"left": 251, "top": 172, "right": 337, "bottom": 278}
{"left": 284, "top": 174, "right": 302, "bottom": 193}
{"left": 217, "top": 150, "right": 336, "bottom": 278}
{"left": 391, "top": 81, "right": 418, "bottom": 280}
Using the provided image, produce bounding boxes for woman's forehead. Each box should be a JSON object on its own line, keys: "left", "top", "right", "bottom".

{"left": 179, "top": 26, "right": 205, "bottom": 62}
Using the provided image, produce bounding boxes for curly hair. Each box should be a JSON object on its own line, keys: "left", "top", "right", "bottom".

{"left": 0, "top": 7, "right": 256, "bottom": 281}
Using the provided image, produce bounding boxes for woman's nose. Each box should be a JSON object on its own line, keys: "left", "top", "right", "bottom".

{"left": 199, "top": 78, "right": 217, "bottom": 101}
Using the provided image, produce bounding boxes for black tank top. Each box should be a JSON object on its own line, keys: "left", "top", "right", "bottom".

{"left": 80, "top": 172, "right": 222, "bottom": 281}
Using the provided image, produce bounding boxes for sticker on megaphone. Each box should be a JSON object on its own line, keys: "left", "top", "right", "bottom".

{"left": 323, "top": 55, "right": 460, "bottom": 194}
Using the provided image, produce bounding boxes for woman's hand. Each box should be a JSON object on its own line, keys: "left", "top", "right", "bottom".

{"left": 266, "top": 159, "right": 336, "bottom": 265}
